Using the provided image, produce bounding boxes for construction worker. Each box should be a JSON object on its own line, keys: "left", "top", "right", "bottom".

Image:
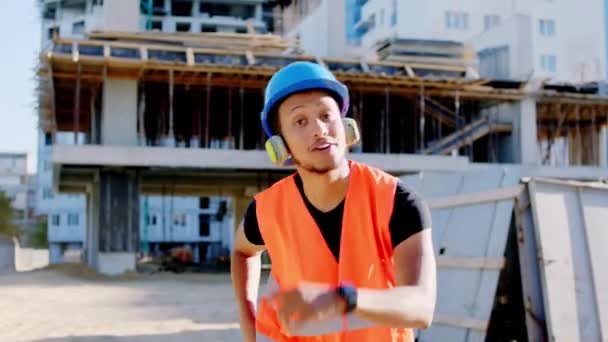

{"left": 231, "top": 61, "right": 436, "bottom": 341}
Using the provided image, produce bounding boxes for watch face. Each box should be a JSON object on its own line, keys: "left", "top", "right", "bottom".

{"left": 338, "top": 284, "right": 357, "bottom": 313}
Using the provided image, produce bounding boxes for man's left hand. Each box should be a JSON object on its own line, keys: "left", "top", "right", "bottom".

{"left": 271, "top": 282, "right": 346, "bottom": 335}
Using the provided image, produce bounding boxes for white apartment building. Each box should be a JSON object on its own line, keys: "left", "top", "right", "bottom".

{"left": 284, "top": 0, "right": 607, "bottom": 83}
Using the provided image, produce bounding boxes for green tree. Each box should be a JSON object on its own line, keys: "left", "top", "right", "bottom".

{"left": 30, "top": 218, "right": 48, "bottom": 249}
{"left": 0, "top": 191, "right": 20, "bottom": 239}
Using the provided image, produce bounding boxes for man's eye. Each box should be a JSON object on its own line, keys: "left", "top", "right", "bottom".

{"left": 295, "top": 119, "right": 306, "bottom": 126}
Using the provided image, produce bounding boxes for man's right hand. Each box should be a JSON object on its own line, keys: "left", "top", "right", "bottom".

{"left": 230, "top": 220, "right": 266, "bottom": 342}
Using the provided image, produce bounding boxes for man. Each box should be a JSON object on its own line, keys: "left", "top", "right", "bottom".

{"left": 231, "top": 61, "right": 436, "bottom": 341}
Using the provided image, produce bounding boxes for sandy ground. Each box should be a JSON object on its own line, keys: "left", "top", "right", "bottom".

{"left": 0, "top": 265, "right": 246, "bottom": 342}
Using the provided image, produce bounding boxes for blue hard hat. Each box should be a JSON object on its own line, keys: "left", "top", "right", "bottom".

{"left": 260, "top": 61, "right": 350, "bottom": 137}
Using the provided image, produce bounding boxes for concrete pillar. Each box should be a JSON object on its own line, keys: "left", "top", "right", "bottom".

{"left": 165, "top": 70, "right": 176, "bottom": 147}
{"left": 102, "top": 0, "right": 140, "bottom": 32}
{"left": 87, "top": 170, "right": 140, "bottom": 275}
{"left": 600, "top": 125, "right": 608, "bottom": 168}
{"left": 99, "top": 171, "right": 140, "bottom": 274}
{"left": 512, "top": 98, "right": 539, "bottom": 164}
{"left": 102, "top": 79, "right": 139, "bottom": 146}
{"left": 137, "top": 89, "right": 145, "bottom": 146}
{"left": 85, "top": 174, "right": 100, "bottom": 269}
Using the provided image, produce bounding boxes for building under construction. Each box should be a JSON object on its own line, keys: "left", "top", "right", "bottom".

{"left": 37, "top": 30, "right": 608, "bottom": 341}
{"left": 40, "top": 31, "right": 608, "bottom": 166}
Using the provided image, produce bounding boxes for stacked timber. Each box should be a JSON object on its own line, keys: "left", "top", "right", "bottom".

{"left": 374, "top": 38, "right": 474, "bottom": 71}
{"left": 87, "top": 30, "right": 299, "bottom": 55}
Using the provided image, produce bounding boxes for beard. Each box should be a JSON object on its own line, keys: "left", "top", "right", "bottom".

{"left": 291, "top": 154, "right": 345, "bottom": 175}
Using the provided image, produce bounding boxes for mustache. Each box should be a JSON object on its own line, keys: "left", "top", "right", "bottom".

{"left": 309, "top": 138, "right": 337, "bottom": 151}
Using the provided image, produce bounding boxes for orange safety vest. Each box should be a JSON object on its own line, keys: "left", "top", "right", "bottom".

{"left": 254, "top": 160, "right": 415, "bottom": 342}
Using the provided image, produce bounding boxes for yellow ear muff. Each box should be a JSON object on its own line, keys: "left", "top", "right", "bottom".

{"left": 265, "top": 135, "right": 290, "bottom": 166}
{"left": 343, "top": 118, "right": 360, "bottom": 146}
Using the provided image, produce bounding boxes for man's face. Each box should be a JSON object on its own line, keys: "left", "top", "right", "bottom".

{"left": 277, "top": 90, "right": 347, "bottom": 174}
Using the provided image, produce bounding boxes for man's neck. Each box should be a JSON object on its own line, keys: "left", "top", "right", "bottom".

{"left": 297, "top": 160, "right": 350, "bottom": 213}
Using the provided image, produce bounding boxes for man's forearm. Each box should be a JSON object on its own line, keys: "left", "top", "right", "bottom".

{"left": 353, "top": 285, "right": 435, "bottom": 329}
{"left": 231, "top": 250, "right": 261, "bottom": 341}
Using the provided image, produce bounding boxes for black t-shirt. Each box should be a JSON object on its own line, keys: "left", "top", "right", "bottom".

{"left": 244, "top": 174, "right": 432, "bottom": 262}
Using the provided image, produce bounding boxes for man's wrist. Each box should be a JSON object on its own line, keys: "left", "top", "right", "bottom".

{"left": 335, "top": 283, "right": 358, "bottom": 314}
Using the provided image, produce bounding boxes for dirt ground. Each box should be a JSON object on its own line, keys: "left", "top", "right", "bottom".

{"left": 0, "top": 265, "right": 246, "bottom": 342}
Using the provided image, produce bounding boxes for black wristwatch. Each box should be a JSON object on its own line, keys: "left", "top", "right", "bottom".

{"left": 336, "top": 283, "right": 358, "bottom": 313}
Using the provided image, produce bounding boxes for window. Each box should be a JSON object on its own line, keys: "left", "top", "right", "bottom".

{"left": 176, "top": 22, "right": 191, "bottom": 32}
{"left": 446, "top": 11, "right": 469, "bottom": 30}
{"left": 199, "top": 197, "right": 209, "bottom": 209}
{"left": 484, "top": 15, "right": 501, "bottom": 31}
{"left": 200, "top": 3, "right": 231, "bottom": 17}
{"left": 171, "top": 0, "right": 193, "bottom": 16}
{"left": 199, "top": 214, "right": 210, "bottom": 236}
{"left": 43, "top": 5, "right": 57, "bottom": 20}
{"left": 541, "top": 55, "right": 557, "bottom": 72}
{"left": 478, "top": 46, "right": 510, "bottom": 79}
{"left": 63, "top": 1, "right": 86, "bottom": 11}
{"left": 72, "top": 21, "right": 85, "bottom": 35}
{"left": 67, "top": 213, "right": 79, "bottom": 226}
{"left": 201, "top": 25, "right": 217, "bottom": 33}
{"left": 391, "top": 0, "right": 397, "bottom": 26}
{"left": 14, "top": 210, "right": 25, "bottom": 220}
{"left": 368, "top": 13, "right": 376, "bottom": 30}
{"left": 93, "top": 0, "right": 104, "bottom": 5}
{"left": 379, "top": 9, "right": 385, "bottom": 26}
{"left": 539, "top": 19, "right": 555, "bottom": 36}
{"left": 173, "top": 213, "right": 187, "bottom": 227}
{"left": 142, "top": 0, "right": 165, "bottom": 15}
{"left": 52, "top": 214, "right": 60, "bottom": 226}
{"left": 44, "top": 132, "right": 53, "bottom": 146}
{"left": 236, "top": 27, "right": 247, "bottom": 34}
{"left": 145, "top": 214, "right": 158, "bottom": 226}
{"left": 47, "top": 26, "right": 60, "bottom": 40}
{"left": 151, "top": 20, "right": 163, "bottom": 31}
{"left": 43, "top": 188, "right": 54, "bottom": 200}
{"left": 232, "top": 5, "right": 256, "bottom": 20}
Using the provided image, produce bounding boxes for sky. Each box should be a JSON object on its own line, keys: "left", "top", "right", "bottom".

{"left": 0, "top": 2, "right": 41, "bottom": 173}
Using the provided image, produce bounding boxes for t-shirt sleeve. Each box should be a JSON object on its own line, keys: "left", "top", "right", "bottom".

{"left": 389, "top": 181, "right": 432, "bottom": 248}
{"left": 243, "top": 199, "right": 265, "bottom": 246}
